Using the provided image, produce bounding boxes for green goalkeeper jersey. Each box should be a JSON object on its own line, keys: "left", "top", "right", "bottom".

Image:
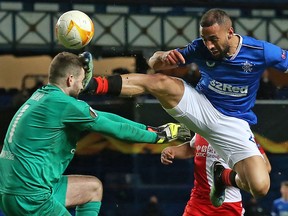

{"left": 0, "top": 85, "right": 157, "bottom": 196}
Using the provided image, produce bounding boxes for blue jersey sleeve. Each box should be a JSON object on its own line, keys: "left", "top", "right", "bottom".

{"left": 264, "top": 41, "right": 288, "bottom": 72}
{"left": 177, "top": 38, "right": 209, "bottom": 66}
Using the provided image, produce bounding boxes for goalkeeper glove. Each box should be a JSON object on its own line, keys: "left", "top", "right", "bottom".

{"left": 79, "top": 51, "right": 93, "bottom": 90}
{"left": 148, "top": 123, "right": 192, "bottom": 144}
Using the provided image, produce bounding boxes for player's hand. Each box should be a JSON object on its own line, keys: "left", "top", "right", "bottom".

{"left": 161, "top": 147, "right": 175, "bottom": 165}
{"left": 149, "top": 123, "right": 192, "bottom": 144}
{"left": 161, "top": 49, "right": 185, "bottom": 65}
{"left": 79, "top": 51, "right": 93, "bottom": 90}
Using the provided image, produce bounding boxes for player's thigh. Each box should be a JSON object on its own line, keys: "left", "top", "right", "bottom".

{"left": 121, "top": 73, "right": 183, "bottom": 106}
{"left": 65, "top": 175, "right": 103, "bottom": 207}
{"left": 164, "top": 81, "right": 215, "bottom": 133}
{"left": 0, "top": 192, "right": 69, "bottom": 216}
{"left": 149, "top": 74, "right": 185, "bottom": 109}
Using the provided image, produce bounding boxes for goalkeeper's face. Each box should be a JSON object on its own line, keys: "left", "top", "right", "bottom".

{"left": 69, "top": 68, "right": 85, "bottom": 98}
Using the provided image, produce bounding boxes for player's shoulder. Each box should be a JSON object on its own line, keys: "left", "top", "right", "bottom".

{"left": 241, "top": 35, "right": 265, "bottom": 50}
{"left": 180, "top": 38, "right": 204, "bottom": 49}
{"left": 241, "top": 35, "right": 279, "bottom": 52}
{"left": 50, "top": 90, "right": 80, "bottom": 105}
{"left": 191, "top": 38, "right": 205, "bottom": 47}
{"left": 67, "top": 97, "right": 89, "bottom": 109}
{"left": 49, "top": 89, "right": 89, "bottom": 110}
{"left": 178, "top": 38, "right": 207, "bottom": 58}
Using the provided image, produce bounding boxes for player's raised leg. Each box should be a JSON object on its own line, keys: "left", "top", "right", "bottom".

{"left": 86, "top": 73, "right": 185, "bottom": 109}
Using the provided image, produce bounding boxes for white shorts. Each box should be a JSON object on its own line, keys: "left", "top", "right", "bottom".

{"left": 165, "top": 81, "right": 261, "bottom": 168}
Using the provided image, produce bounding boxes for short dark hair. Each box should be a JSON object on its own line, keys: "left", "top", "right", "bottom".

{"left": 48, "top": 52, "right": 83, "bottom": 84}
{"left": 200, "top": 8, "right": 232, "bottom": 28}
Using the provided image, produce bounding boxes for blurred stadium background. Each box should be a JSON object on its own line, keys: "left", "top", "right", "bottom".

{"left": 1, "top": 1, "right": 288, "bottom": 215}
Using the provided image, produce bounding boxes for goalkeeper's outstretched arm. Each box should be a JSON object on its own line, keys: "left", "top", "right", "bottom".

{"left": 90, "top": 112, "right": 191, "bottom": 144}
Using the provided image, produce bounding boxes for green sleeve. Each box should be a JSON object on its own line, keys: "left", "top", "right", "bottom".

{"left": 91, "top": 112, "right": 158, "bottom": 143}
{"left": 96, "top": 110, "right": 147, "bottom": 129}
{"left": 61, "top": 100, "right": 157, "bottom": 143}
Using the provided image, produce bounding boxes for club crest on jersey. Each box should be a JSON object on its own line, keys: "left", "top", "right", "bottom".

{"left": 242, "top": 61, "right": 254, "bottom": 72}
{"left": 206, "top": 61, "right": 215, "bottom": 67}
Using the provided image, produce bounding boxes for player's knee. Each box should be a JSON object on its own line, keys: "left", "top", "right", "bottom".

{"left": 251, "top": 179, "right": 270, "bottom": 197}
{"left": 87, "top": 176, "right": 103, "bottom": 201}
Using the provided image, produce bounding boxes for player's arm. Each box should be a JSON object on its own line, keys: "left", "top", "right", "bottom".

{"left": 266, "top": 67, "right": 288, "bottom": 88}
{"left": 264, "top": 42, "right": 288, "bottom": 86}
{"left": 148, "top": 50, "right": 186, "bottom": 71}
{"left": 161, "top": 141, "right": 195, "bottom": 165}
{"left": 91, "top": 114, "right": 157, "bottom": 143}
{"left": 90, "top": 111, "right": 191, "bottom": 144}
{"left": 96, "top": 110, "right": 147, "bottom": 130}
{"left": 96, "top": 110, "right": 192, "bottom": 142}
{"left": 65, "top": 100, "right": 189, "bottom": 144}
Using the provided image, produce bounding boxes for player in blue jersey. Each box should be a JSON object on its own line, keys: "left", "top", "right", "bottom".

{"left": 271, "top": 181, "right": 288, "bottom": 216}
{"left": 0, "top": 52, "right": 190, "bottom": 216}
{"left": 83, "top": 8, "right": 288, "bottom": 207}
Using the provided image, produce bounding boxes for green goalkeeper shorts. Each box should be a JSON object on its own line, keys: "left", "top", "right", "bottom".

{"left": 0, "top": 176, "right": 69, "bottom": 216}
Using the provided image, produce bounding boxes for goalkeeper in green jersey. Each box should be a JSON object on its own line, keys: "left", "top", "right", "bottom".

{"left": 0, "top": 52, "right": 191, "bottom": 216}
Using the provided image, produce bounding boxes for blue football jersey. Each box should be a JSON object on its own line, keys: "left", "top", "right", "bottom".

{"left": 271, "top": 198, "right": 288, "bottom": 216}
{"left": 178, "top": 35, "right": 288, "bottom": 124}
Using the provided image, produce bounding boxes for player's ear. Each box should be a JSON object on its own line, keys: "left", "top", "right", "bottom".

{"left": 228, "top": 27, "right": 234, "bottom": 39}
{"left": 66, "top": 75, "right": 73, "bottom": 87}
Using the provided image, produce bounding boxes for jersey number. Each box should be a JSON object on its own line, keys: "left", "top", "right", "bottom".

{"left": 8, "top": 104, "right": 30, "bottom": 143}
